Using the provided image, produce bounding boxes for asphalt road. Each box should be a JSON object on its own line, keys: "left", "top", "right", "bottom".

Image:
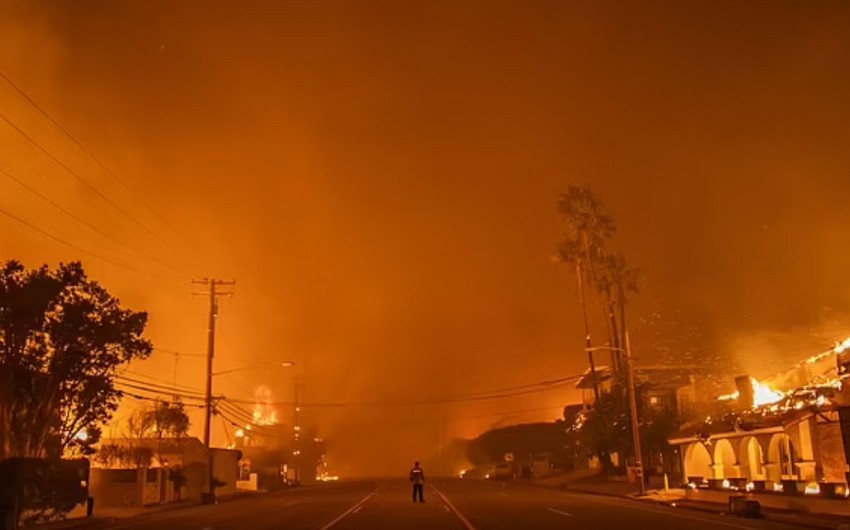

{"left": 91, "top": 479, "right": 814, "bottom": 530}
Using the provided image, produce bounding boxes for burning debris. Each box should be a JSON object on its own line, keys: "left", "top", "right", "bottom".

{"left": 714, "top": 336, "right": 850, "bottom": 415}
{"left": 716, "top": 377, "right": 785, "bottom": 408}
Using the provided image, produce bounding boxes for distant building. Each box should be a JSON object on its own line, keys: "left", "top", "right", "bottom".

{"left": 91, "top": 437, "right": 240, "bottom": 506}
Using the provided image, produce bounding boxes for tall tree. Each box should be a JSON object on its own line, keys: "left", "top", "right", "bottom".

{"left": 557, "top": 184, "right": 616, "bottom": 392}
{"left": 596, "top": 252, "right": 640, "bottom": 372}
{"left": 557, "top": 186, "right": 640, "bottom": 377}
{"left": 0, "top": 261, "right": 152, "bottom": 459}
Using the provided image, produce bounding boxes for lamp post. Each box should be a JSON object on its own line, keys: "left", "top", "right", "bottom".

{"left": 202, "top": 360, "right": 296, "bottom": 503}
{"left": 585, "top": 333, "right": 644, "bottom": 496}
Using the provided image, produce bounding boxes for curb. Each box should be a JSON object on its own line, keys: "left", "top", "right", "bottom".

{"left": 637, "top": 497, "right": 844, "bottom": 530}
{"left": 32, "top": 518, "right": 112, "bottom": 530}
{"left": 528, "top": 481, "right": 846, "bottom": 530}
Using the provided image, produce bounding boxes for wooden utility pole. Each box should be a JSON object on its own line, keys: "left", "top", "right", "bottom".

{"left": 625, "top": 331, "right": 644, "bottom": 495}
{"left": 292, "top": 379, "right": 303, "bottom": 485}
{"left": 192, "top": 277, "right": 235, "bottom": 503}
{"left": 576, "top": 261, "right": 600, "bottom": 402}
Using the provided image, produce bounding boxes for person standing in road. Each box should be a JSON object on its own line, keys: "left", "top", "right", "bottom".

{"left": 410, "top": 461, "right": 425, "bottom": 503}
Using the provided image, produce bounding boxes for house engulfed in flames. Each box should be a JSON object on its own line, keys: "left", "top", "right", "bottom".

{"left": 668, "top": 338, "right": 850, "bottom": 494}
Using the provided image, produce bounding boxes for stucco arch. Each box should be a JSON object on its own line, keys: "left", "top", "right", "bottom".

{"left": 713, "top": 439, "right": 738, "bottom": 478}
{"left": 684, "top": 442, "right": 712, "bottom": 481}
{"left": 767, "top": 433, "right": 798, "bottom": 481}
{"left": 738, "top": 436, "right": 765, "bottom": 480}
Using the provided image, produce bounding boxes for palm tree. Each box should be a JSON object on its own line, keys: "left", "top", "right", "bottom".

{"left": 556, "top": 184, "right": 616, "bottom": 399}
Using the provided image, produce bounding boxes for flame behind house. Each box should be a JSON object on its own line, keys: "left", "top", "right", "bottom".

{"left": 716, "top": 336, "right": 850, "bottom": 411}
{"left": 716, "top": 377, "right": 785, "bottom": 408}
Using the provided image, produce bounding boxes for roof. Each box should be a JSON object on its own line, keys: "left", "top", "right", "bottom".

{"left": 575, "top": 366, "right": 612, "bottom": 390}
{"left": 667, "top": 406, "right": 827, "bottom": 445}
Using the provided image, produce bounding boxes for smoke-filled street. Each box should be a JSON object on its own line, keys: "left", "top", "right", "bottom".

{"left": 82, "top": 480, "right": 812, "bottom": 530}
{"left": 3, "top": 1, "right": 850, "bottom": 529}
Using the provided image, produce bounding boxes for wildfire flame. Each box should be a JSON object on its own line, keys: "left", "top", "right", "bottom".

{"left": 751, "top": 378, "right": 784, "bottom": 407}
{"left": 252, "top": 385, "right": 278, "bottom": 426}
{"left": 716, "top": 377, "right": 784, "bottom": 408}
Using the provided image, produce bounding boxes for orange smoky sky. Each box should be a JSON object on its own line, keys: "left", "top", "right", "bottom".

{"left": 1, "top": 0, "right": 850, "bottom": 475}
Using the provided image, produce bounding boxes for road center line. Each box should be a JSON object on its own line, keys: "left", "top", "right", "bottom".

{"left": 317, "top": 486, "right": 381, "bottom": 530}
{"left": 546, "top": 508, "right": 572, "bottom": 517}
{"left": 433, "top": 487, "right": 478, "bottom": 530}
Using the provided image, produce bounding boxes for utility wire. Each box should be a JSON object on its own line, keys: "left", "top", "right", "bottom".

{"left": 115, "top": 381, "right": 207, "bottom": 402}
{"left": 217, "top": 409, "right": 288, "bottom": 439}
{"left": 0, "top": 110, "right": 177, "bottom": 252}
{"left": 122, "top": 391, "right": 205, "bottom": 408}
{"left": 221, "top": 373, "right": 582, "bottom": 409}
{"left": 115, "top": 374, "right": 205, "bottom": 396}
{"left": 154, "top": 348, "right": 206, "bottom": 358}
{"left": 0, "top": 67, "right": 183, "bottom": 240}
{"left": 216, "top": 401, "right": 287, "bottom": 433}
{"left": 0, "top": 205, "right": 148, "bottom": 274}
{"left": 0, "top": 165, "right": 188, "bottom": 278}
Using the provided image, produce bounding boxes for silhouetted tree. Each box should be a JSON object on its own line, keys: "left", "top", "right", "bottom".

{"left": 557, "top": 184, "right": 617, "bottom": 390}
{"left": 557, "top": 186, "right": 640, "bottom": 375}
{"left": 596, "top": 252, "right": 640, "bottom": 368}
{"left": 576, "top": 382, "right": 678, "bottom": 474}
{"left": 0, "top": 261, "right": 152, "bottom": 460}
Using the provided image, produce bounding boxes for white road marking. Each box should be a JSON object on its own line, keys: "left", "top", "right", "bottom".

{"left": 559, "top": 492, "right": 762, "bottom": 530}
{"left": 444, "top": 505, "right": 451, "bottom": 512}
{"left": 546, "top": 508, "right": 572, "bottom": 517}
{"left": 499, "top": 491, "right": 508, "bottom": 497}
{"left": 317, "top": 486, "right": 381, "bottom": 530}
{"left": 434, "top": 487, "right": 478, "bottom": 530}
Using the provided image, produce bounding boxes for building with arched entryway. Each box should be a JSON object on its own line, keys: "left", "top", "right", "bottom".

{"left": 669, "top": 407, "right": 847, "bottom": 488}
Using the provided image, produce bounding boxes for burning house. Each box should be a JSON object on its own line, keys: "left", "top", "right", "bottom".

{"left": 668, "top": 338, "right": 850, "bottom": 495}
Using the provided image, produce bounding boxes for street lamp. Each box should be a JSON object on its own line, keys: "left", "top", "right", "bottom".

{"left": 585, "top": 333, "right": 644, "bottom": 496}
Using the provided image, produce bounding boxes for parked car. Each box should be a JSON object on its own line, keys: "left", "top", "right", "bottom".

{"left": 491, "top": 462, "right": 514, "bottom": 481}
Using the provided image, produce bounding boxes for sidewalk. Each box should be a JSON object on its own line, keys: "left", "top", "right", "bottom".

{"left": 663, "top": 498, "right": 850, "bottom": 530}
{"left": 532, "top": 476, "right": 850, "bottom": 530}
{"left": 31, "top": 491, "right": 259, "bottom": 529}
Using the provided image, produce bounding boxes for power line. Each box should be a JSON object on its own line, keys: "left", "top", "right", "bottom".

{"left": 0, "top": 165, "right": 188, "bottom": 278}
{"left": 122, "top": 391, "right": 205, "bottom": 408}
{"left": 114, "top": 380, "right": 207, "bottom": 402}
{"left": 445, "top": 405, "right": 566, "bottom": 422}
{"left": 0, "top": 204, "right": 149, "bottom": 274}
{"left": 115, "top": 374, "right": 205, "bottom": 396}
{"left": 0, "top": 110, "right": 177, "bottom": 252}
{"left": 0, "top": 67, "right": 184, "bottom": 240}
{"left": 216, "top": 401, "right": 284, "bottom": 431}
{"left": 154, "top": 348, "right": 206, "bottom": 358}
{"left": 221, "top": 373, "right": 582, "bottom": 409}
{"left": 216, "top": 409, "right": 287, "bottom": 439}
